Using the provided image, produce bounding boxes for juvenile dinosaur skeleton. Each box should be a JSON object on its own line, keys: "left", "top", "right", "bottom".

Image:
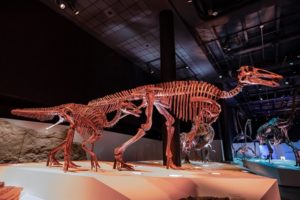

{"left": 11, "top": 102, "right": 141, "bottom": 171}
{"left": 180, "top": 123, "right": 215, "bottom": 163}
{"left": 89, "top": 66, "right": 283, "bottom": 170}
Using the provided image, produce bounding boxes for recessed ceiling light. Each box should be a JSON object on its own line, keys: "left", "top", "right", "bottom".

{"left": 104, "top": 8, "right": 115, "bottom": 17}
{"left": 260, "top": 97, "right": 263, "bottom": 101}
{"left": 185, "top": 66, "right": 189, "bottom": 69}
{"left": 289, "top": 62, "right": 294, "bottom": 66}
{"left": 187, "top": 0, "right": 192, "bottom": 3}
{"left": 219, "top": 75, "right": 223, "bottom": 79}
{"left": 150, "top": 70, "right": 154, "bottom": 74}
{"left": 285, "top": 81, "right": 289, "bottom": 85}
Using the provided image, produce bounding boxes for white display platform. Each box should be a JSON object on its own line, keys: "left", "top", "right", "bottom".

{"left": 0, "top": 161, "right": 280, "bottom": 200}
{"left": 243, "top": 159, "right": 300, "bottom": 187}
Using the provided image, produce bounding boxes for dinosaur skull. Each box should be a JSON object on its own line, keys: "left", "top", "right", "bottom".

{"left": 238, "top": 66, "right": 283, "bottom": 87}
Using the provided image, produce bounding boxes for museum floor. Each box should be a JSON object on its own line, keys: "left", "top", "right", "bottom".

{"left": 0, "top": 160, "right": 280, "bottom": 200}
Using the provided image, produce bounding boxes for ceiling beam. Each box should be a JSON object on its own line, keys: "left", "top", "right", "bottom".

{"left": 203, "top": 11, "right": 300, "bottom": 45}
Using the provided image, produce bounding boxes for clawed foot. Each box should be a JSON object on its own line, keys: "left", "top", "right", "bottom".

{"left": 47, "top": 155, "right": 62, "bottom": 167}
{"left": 166, "top": 158, "right": 181, "bottom": 170}
{"left": 91, "top": 159, "right": 101, "bottom": 172}
{"left": 69, "top": 161, "right": 80, "bottom": 168}
{"left": 113, "top": 159, "right": 134, "bottom": 171}
{"left": 63, "top": 159, "right": 80, "bottom": 172}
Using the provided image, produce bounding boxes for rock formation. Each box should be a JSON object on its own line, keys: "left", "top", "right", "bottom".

{"left": 0, "top": 119, "right": 86, "bottom": 163}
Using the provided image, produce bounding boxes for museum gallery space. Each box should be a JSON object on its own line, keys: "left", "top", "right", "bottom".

{"left": 0, "top": 0, "right": 299, "bottom": 199}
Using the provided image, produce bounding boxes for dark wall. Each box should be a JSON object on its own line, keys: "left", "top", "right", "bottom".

{"left": 0, "top": 0, "right": 155, "bottom": 108}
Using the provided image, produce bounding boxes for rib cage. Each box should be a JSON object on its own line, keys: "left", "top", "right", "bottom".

{"left": 90, "top": 81, "right": 222, "bottom": 122}
{"left": 71, "top": 105, "right": 106, "bottom": 138}
{"left": 156, "top": 81, "right": 221, "bottom": 122}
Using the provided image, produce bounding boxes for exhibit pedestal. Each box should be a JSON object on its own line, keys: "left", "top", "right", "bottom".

{"left": 243, "top": 159, "right": 300, "bottom": 187}
{"left": 0, "top": 161, "right": 280, "bottom": 200}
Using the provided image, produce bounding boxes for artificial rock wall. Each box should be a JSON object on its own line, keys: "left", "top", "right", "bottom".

{"left": 0, "top": 119, "right": 86, "bottom": 163}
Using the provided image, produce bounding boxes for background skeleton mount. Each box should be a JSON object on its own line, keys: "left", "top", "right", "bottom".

{"left": 11, "top": 102, "right": 141, "bottom": 172}
{"left": 232, "top": 110, "right": 257, "bottom": 159}
{"left": 90, "top": 66, "right": 283, "bottom": 170}
{"left": 256, "top": 117, "right": 300, "bottom": 166}
{"left": 256, "top": 87, "right": 300, "bottom": 166}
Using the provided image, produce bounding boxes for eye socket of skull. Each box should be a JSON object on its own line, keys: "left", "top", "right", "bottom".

{"left": 241, "top": 76, "right": 246, "bottom": 81}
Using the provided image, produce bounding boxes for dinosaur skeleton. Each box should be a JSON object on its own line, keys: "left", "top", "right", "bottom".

{"left": 232, "top": 118, "right": 257, "bottom": 159}
{"left": 180, "top": 123, "right": 215, "bottom": 163}
{"left": 11, "top": 102, "right": 141, "bottom": 171}
{"left": 89, "top": 66, "right": 282, "bottom": 170}
{"left": 256, "top": 88, "right": 299, "bottom": 166}
{"left": 256, "top": 117, "right": 300, "bottom": 166}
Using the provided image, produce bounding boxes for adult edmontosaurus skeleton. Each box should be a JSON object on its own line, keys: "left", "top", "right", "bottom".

{"left": 89, "top": 66, "right": 283, "bottom": 170}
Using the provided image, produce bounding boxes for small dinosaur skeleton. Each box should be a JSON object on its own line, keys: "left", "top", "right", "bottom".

{"left": 89, "top": 66, "right": 282, "bottom": 170}
{"left": 11, "top": 102, "right": 141, "bottom": 171}
{"left": 180, "top": 123, "right": 215, "bottom": 163}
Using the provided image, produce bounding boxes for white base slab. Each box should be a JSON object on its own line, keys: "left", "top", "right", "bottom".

{"left": 0, "top": 161, "right": 280, "bottom": 200}
{"left": 243, "top": 159, "right": 300, "bottom": 187}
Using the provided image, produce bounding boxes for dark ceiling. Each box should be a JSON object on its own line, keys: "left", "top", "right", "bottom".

{"left": 39, "top": 0, "right": 300, "bottom": 120}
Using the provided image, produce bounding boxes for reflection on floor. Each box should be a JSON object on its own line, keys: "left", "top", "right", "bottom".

{"left": 0, "top": 160, "right": 280, "bottom": 200}
{"left": 244, "top": 158, "right": 300, "bottom": 170}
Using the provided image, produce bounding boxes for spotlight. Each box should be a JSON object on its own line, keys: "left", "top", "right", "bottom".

{"left": 212, "top": 11, "right": 218, "bottom": 16}
{"left": 259, "top": 25, "right": 264, "bottom": 29}
{"left": 60, "top": 3, "right": 66, "bottom": 9}
{"left": 74, "top": 10, "right": 80, "bottom": 15}
{"left": 285, "top": 81, "right": 289, "bottom": 85}
{"left": 56, "top": 0, "right": 65, "bottom": 9}
{"left": 56, "top": 0, "right": 80, "bottom": 15}
{"left": 67, "top": 0, "right": 80, "bottom": 15}
{"left": 208, "top": 10, "right": 218, "bottom": 17}
{"left": 260, "top": 97, "right": 263, "bottom": 101}
{"left": 219, "top": 75, "right": 223, "bottom": 79}
{"left": 150, "top": 70, "right": 154, "bottom": 74}
{"left": 185, "top": 66, "right": 189, "bottom": 69}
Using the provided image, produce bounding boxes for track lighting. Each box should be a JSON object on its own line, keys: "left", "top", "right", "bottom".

{"left": 55, "top": 0, "right": 79, "bottom": 15}
{"left": 56, "top": 0, "right": 65, "bottom": 9}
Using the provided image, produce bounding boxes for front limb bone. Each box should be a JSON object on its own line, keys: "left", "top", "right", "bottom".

{"left": 113, "top": 92, "right": 154, "bottom": 170}
{"left": 155, "top": 103, "right": 178, "bottom": 169}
